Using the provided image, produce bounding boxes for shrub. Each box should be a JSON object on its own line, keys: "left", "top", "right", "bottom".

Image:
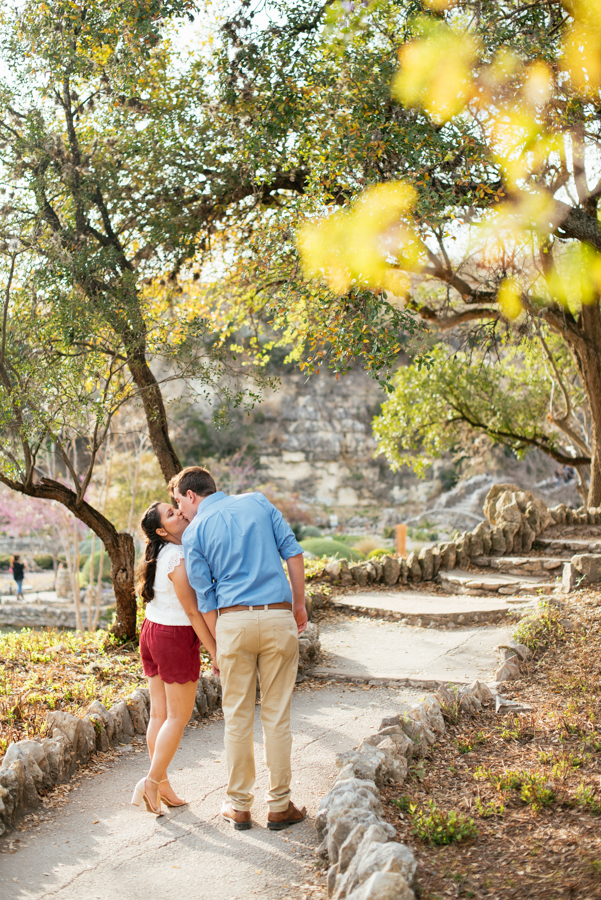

{"left": 301, "top": 525, "right": 322, "bottom": 539}
{"left": 81, "top": 551, "right": 112, "bottom": 585}
{"left": 353, "top": 537, "right": 381, "bottom": 556}
{"left": 367, "top": 548, "right": 392, "bottom": 559}
{"left": 410, "top": 800, "right": 478, "bottom": 845}
{"left": 0, "top": 553, "right": 11, "bottom": 569}
{"left": 514, "top": 601, "right": 566, "bottom": 653}
{"left": 299, "top": 538, "right": 365, "bottom": 561}
{"left": 33, "top": 554, "right": 54, "bottom": 570}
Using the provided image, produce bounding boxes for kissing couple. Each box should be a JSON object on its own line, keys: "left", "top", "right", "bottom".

{"left": 131, "top": 466, "right": 308, "bottom": 831}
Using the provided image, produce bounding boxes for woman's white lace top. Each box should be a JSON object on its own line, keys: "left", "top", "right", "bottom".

{"left": 144, "top": 543, "right": 190, "bottom": 626}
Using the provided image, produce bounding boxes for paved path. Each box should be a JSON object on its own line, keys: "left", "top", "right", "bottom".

{"left": 0, "top": 684, "right": 425, "bottom": 900}
{"left": 318, "top": 616, "right": 513, "bottom": 684}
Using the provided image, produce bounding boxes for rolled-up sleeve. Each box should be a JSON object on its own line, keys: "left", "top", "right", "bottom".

{"left": 182, "top": 528, "right": 217, "bottom": 613}
{"left": 256, "top": 494, "right": 304, "bottom": 560}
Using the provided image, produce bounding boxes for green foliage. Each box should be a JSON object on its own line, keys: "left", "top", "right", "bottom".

{"left": 514, "top": 602, "right": 566, "bottom": 654}
{"left": 300, "top": 538, "right": 365, "bottom": 561}
{"left": 410, "top": 800, "right": 478, "bottom": 846}
{"left": 475, "top": 798, "right": 505, "bottom": 819}
{"left": 301, "top": 526, "right": 323, "bottom": 539}
{"left": 474, "top": 767, "right": 556, "bottom": 812}
{"left": 0, "top": 554, "right": 11, "bottom": 570}
{"left": 33, "top": 554, "right": 54, "bottom": 570}
{"left": 374, "top": 339, "right": 580, "bottom": 477}
{"left": 576, "top": 783, "right": 601, "bottom": 817}
{"left": 456, "top": 731, "right": 487, "bottom": 754}
{"left": 367, "top": 548, "right": 391, "bottom": 559}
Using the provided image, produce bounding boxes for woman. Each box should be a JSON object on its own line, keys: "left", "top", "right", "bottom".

{"left": 132, "top": 501, "right": 217, "bottom": 816}
{"left": 10, "top": 555, "right": 25, "bottom": 599}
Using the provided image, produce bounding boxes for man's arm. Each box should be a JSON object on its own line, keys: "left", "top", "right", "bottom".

{"left": 182, "top": 529, "right": 217, "bottom": 614}
{"left": 286, "top": 553, "right": 307, "bottom": 634}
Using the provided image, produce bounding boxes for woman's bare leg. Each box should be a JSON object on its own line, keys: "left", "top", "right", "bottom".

{"left": 146, "top": 680, "right": 197, "bottom": 807}
{"left": 147, "top": 675, "right": 167, "bottom": 760}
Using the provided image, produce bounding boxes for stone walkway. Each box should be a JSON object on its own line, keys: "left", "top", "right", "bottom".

{"left": 0, "top": 684, "right": 425, "bottom": 900}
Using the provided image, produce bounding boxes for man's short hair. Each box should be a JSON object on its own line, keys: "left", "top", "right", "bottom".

{"left": 168, "top": 466, "right": 217, "bottom": 499}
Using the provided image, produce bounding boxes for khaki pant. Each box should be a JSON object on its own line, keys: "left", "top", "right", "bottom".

{"left": 216, "top": 608, "right": 299, "bottom": 812}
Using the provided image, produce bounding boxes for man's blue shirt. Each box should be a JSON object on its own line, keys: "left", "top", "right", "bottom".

{"left": 181, "top": 491, "right": 304, "bottom": 613}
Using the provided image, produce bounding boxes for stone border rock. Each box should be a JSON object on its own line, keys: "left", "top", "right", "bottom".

{"left": 0, "top": 622, "right": 322, "bottom": 837}
{"left": 314, "top": 486, "right": 601, "bottom": 598}
{"left": 315, "top": 619, "right": 537, "bottom": 900}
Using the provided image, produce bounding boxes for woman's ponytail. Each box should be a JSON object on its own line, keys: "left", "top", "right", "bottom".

{"left": 137, "top": 502, "right": 165, "bottom": 604}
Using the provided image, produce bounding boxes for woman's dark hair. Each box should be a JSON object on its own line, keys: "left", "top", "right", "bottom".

{"left": 10, "top": 554, "right": 19, "bottom": 564}
{"left": 137, "top": 502, "right": 165, "bottom": 604}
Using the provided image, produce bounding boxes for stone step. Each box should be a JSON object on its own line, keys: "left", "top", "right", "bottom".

{"left": 472, "top": 555, "right": 565, "bottom": 576}
{"left": 331, "top": 589, "right": 534, "bottom": 627}
{"left": 535, "top": 537, "right": 601, "bottom": 553}
{"left": 438, "top": 568, "right": 551, "bottom": 596}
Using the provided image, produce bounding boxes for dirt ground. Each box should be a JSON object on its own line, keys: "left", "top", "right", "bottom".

{"left": 380, "top": 589, "right": 601, "bottom": 899}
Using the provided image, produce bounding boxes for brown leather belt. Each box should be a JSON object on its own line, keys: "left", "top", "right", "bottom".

{"left": 218, "top": 601, "right": 292, "bottom": 616}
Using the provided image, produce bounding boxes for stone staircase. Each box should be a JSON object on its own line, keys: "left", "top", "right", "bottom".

{"left": 309, "top": 483, "right": 601, "bottom": 687}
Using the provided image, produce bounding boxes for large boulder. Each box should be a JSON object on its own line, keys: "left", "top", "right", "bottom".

{"left": 571, "top": 554, "right": 601, "bottom": 584}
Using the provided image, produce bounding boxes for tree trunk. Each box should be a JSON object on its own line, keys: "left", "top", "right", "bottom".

{"left": 1, "top": 477, "right": 139, "bottom": 641}
{"left": 127, "top": 349, "right": 182, "bottom": 483}
{"left": 107, "top": 531, "right": 137, "bottom": 641}
{"left": 548, "top": 301, "right": 601, "bottom": 507}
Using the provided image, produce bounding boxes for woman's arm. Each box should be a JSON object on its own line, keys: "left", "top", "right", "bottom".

{"left": 169, "top": 561, "right": 217, "bottom": 661}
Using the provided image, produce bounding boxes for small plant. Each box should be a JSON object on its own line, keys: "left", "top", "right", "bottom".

{"left": 411, "top": 800, "right": 478, "bottom": 846}
{"left": 499, "top": 715, "right": 535, "bottom": 743}
{"left": 439, "top": 686, "right": 461, "bottom": 725}
{"left": 456, "top": 731, "right": 487, "bottom": 754}
{"left": 575, "top": 783, "right": 601, "bottom": 816}
{"left": 590, "top": 859, "right": 601, "bottom": 874}
{"left": 513, "top": 601, "right": 566, "bottom": 653}
{"left": 475, "top": 797, "right": 505, "bottom": 818}
{"left": 519, "top": 774, "right": 556, "bottom": 812}
{"left": 392, "top": 795, "right": 413, "bottom": 813}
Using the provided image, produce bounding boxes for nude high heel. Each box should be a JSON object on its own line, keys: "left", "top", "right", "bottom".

{"left": 131, "top": 777, "right": 163, "bottom": 815}
{"left": 159, "top": 779, "right": 188, "bottom": 808}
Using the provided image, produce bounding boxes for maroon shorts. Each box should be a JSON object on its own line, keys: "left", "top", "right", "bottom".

{"left": 140, "top": 619, "right": 201, "bottom": 684}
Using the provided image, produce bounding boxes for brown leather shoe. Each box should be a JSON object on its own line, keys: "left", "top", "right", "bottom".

{"left": 221, "top": 800, "right": 252, "bottom": 831}
{"left": 267, "top": 801, "right": 307, "bottom": 831}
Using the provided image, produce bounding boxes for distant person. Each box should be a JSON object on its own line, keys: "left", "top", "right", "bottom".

{"left": 10, "top": 554, "right": 25, "bottom": 599}
{"left": 132, "top": 501, "right": 217, "bottom": 816}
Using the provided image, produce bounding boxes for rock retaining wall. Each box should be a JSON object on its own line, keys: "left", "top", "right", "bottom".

{"left": 317, "top": 485, "right": 601, "bottom": 593}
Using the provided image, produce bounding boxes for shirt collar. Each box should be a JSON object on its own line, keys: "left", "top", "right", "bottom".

{"left": 196, "top": 491, "right": 227, "bottom": 517}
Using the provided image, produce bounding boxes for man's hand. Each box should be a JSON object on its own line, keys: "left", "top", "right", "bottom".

{"left": 293, "top": 601, "right": 308, "bottom": 635}
{"left": 286, "top": 554, "right": 308, "bottom": 634}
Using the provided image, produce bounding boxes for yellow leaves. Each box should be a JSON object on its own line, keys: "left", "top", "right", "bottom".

{"left": 498, "top": 277, "right": 523, "bottom": 321}
{"left": 298, "top": 182, "right": 418, "bottom": 294}
{"left": 393, "top": 20, "right": 478, "bottom": 124}
{"left": 561, "top": 0, "right": 601, "bottom": 96}
{"left": 543, "top": 244, "right": 601, "bottom": 313}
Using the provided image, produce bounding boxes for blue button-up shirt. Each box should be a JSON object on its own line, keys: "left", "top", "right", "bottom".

{"left": 182, "top": 491, "right": 304, "bottom": 613}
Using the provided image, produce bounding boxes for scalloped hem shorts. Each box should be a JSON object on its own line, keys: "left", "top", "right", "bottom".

{"left": 140, "top": 618, "right": 200, "bottom": 684}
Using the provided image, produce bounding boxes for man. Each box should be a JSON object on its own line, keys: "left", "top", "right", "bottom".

{"left": 170, "top": 466, "right": 308, "bottom": 831}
